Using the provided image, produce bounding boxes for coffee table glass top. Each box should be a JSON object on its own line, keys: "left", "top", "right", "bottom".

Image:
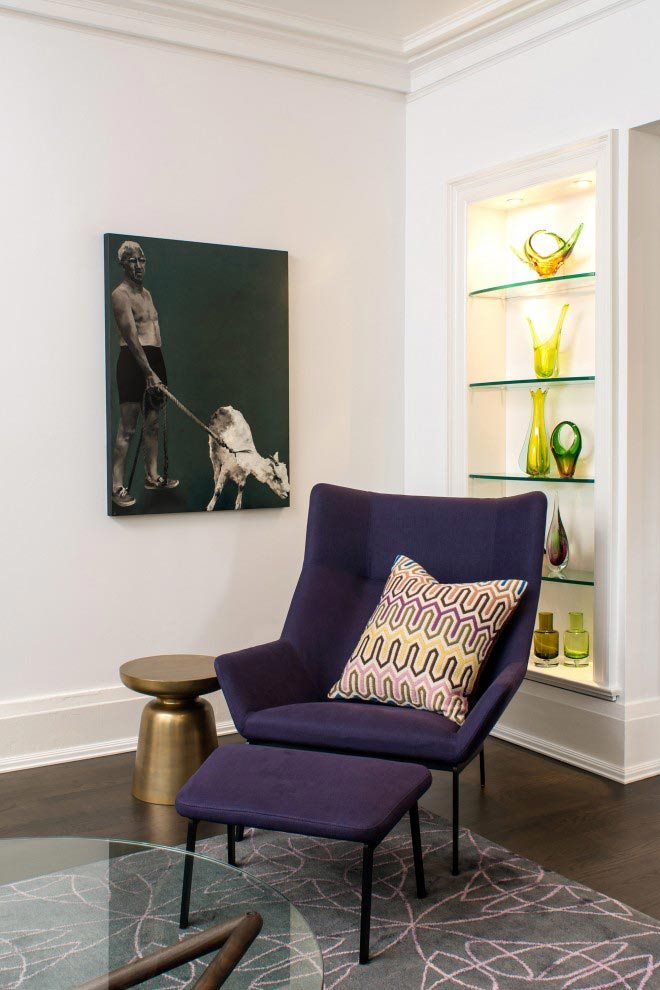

{"left": 0, "top": 837, "right": 323, "bottom": 989}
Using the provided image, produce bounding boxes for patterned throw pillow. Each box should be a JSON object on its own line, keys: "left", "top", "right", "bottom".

{"left": 328, "top": 555, "right": 527, "bottom": 725}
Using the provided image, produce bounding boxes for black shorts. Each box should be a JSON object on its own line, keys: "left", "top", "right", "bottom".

{"left": 116, "top": 346, "right": 167, "bottom": 405}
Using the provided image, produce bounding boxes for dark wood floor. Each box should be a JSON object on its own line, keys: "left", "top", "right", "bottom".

{"left": 3, "top": 736, "right": 660, "bottom": 918}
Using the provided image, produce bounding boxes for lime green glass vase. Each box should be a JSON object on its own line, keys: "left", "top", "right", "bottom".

{"left": 519, "top": 388, "right": 550, "bottom": 477}
{"left": 563, "top": 611, "right": 589, "bottom": 666}
{"left": 511, "top": 223, "right": 583, "bottom": 277}
{"left": 528, "top": 303, "right": 569, "bottom": 378}
{"left": 551, "top": 420, "right": 582, "bottom": 477}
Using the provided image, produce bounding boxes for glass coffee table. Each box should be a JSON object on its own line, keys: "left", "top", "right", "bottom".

{"left": 0, "top": 837, "right": 323, "bottom": 989}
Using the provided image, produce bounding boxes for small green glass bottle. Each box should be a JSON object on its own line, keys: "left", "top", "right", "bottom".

{"left": 533, "top": 612, "right": 559, "bottom": 666}
{"left": 563, "top": 611, "right": 590, "bottom": 666}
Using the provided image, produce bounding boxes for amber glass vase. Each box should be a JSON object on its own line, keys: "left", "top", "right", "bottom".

{"left": 511, "top": 223, "right": 583, "bottom": 277}
{"left": 534, "top": 612, "right": 559, "bottom": 666}
{"left": 519, "top": 388, "right": 550, "bottom": 477}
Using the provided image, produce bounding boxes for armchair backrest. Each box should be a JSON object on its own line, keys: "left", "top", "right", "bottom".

{"left": 282, "top": 484, "right": 546, "bottom": 702}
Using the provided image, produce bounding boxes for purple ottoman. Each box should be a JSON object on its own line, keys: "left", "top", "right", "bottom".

{"left": 176, "top": 744, "right": 432, "bottom": 963}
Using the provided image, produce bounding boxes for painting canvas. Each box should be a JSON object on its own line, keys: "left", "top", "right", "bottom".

{"left": 104, "top": 234, "right": 289, "bottom": 516}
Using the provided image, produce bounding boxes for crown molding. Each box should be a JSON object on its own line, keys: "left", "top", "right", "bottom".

{"left": 0, "top": 0, "right": 646, "bottom": 96}
{"left": 0, "top": 0, "right": 409, "bottom": 91}
{"left": 407, "top": 0, "right": 645, "bottom": 98}
{"left": 405, "top": 0, "right": 557, "bottom": 56}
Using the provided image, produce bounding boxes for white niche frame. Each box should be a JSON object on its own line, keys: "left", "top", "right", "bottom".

{"left": 445, "top": 132, "right": 621, "bottom": 701}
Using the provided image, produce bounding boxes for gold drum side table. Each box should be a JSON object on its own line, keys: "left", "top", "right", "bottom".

{"left": 120, "top": 655, "right": 219, "bottom": 805}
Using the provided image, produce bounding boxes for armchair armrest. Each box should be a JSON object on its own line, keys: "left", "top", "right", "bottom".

{"left": 452, "top": 662, "right": 526, "bottom": 766}
{"left": 216, "top": 640, "right": 321, "bottom": 735}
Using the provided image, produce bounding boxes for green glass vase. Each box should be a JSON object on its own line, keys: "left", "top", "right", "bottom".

{"left": 528, "top": 303, "right": 569, "bottom": 378}
{"left": 519, "top": 388, "right": 550, "bottom": 477}
{"left": 511, "top": 223, "right": 583, "bottom": 277}
{"left": 563, "top": 611, "right": 590, "bottom": 667}
{"left": 551, "top": 420, "right": 582, "bottom": 477}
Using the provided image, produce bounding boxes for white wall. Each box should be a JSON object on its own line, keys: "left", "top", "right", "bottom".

{"left": 0, "top": 12, "right": 405, "bottom": 769}
{"left": 405, "top": 0, "right": 660, "bottom": 781}
{"left": 625, "top": 125, "right": 660, "bottom": 767}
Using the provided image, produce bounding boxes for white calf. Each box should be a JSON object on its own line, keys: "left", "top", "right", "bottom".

{"left": 206, "top": 405, "right": 290, "bottom": 511}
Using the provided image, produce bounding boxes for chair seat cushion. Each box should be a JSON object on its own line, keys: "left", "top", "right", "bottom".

{"left": 175, "top": 744, "right": 431, "bottom": 845}
{"left": 327, "top": 555, "right": 527, "bottom": 725}
{"left": 244, "top": 699, "right": 461, "bottom": 766}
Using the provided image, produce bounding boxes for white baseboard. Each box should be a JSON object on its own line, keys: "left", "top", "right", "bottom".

{"left": 493, "top": 721, "right": 660, "bottom": 784}
{"left": 5, "top": 681, "right": 660, "bottom": 784}
{"left": 0, "top": 685, "right": 235, "bottom": 774}
{"left": 491, "top": 723, "right": 628, "bottom": 783}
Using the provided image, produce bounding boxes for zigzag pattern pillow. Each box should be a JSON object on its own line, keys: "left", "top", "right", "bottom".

{"left": 328, "top": 555, "right": 527, "bottom": 725}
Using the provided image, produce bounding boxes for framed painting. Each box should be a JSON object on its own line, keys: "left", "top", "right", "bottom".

{"left": 104, "top": 234, "right": 289, "bottom": 516}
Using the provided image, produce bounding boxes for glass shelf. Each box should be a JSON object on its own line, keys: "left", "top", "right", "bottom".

{"left": 469, "top": 375, "right": 595, "bottom": 389}
{"left": 469, "top": 473, "right": 594, "bottom": 484}
{"left": 469, "top": 271, "right": 596, "bottom": 300}
{"left": 527, "top": 659, "right": 596, "bottom": 689}
{"left": 525, "top": 661, "right": 618, "bottom": 700}
{"left": 542, "top": 568, "right": 594, "bottom": 586}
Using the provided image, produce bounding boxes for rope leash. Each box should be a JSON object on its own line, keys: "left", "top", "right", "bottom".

{"left": 125, "top": 383, "right": 250, "bottom": 497}
{"left": 154, "top": 384, "right": 249, "bottom": 455}
{"left": 126, "top": 391, "right": 147, "bottom": 493}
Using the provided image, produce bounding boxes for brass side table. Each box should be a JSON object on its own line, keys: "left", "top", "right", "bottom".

{"left": 120, "top": 655, "right": 219, "bottom": 805}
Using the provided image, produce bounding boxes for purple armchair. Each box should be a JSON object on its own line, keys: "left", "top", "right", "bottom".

{"left": 217, "top": 484, "right": 546, "bottom": 873}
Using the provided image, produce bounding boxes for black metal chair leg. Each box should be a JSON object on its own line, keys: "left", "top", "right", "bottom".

{"left": 179, "top": 819, "right": 198, "bottom": 929}
{"left": 227, "top": 824, "right": 236, "bottom": 867}
{"left": 235, "top": 825, "right": 245, "bottom": 843}
{"left": 452, "top": 768, "right": 460, "bottom": 876}
{"left": 359, "top": 844, "right": 375, "bottom": 965}
{"left": 480, "top": 748, "right": 486, "bottom": 789}
{"left": 409, "top": 802, "right": 426, "bottom": 898}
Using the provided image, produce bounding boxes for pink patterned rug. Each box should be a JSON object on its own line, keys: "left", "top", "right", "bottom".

{"left": 198, "top": 808, "right": 660, "bottom": 989}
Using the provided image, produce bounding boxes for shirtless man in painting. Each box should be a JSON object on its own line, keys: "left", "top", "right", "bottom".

{"left": 110, "top": 240, "right": 179, "bottom": 508}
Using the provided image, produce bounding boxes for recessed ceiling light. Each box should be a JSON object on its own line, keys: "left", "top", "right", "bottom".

{"left": 506, "top": 196, "right": 524, "bottom": 206}
{"left": 573, "top": 178, "right": 593, "bottom": 189}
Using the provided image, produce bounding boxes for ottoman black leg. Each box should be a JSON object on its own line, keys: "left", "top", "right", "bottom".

{"left": 227, "top": 824, "right": 236, "bottom": 867}
{"left": 179, "top": 818, "right": 198, "bottom": 929}
{"left": 452, "top": 768, "right": 460, "bottom": 876}
{"left": 235, "top": 825, "right": 245, "bottom": 842}
{"left": 480, "top": 748, "right": 486, "bottom": 789}
{"left": 409, "top": 803, "right": 426, "bottom": 899}
{"left": 360, "top": 844, "right": 375, "bottom": 965}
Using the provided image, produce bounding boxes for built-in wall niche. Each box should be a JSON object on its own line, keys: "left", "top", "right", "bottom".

{"left": 450, "top": 139, "right": 618, "bottom": 700}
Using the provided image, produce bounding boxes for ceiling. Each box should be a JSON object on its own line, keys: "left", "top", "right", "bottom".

{"left": 1, "top": 0, "right": 623, "bottom": 94}
{"left": 203, "top": 0, "right": 547, "bottom": 44}
{"left": 229, "top": 0, "right": 491, "bottom": 41}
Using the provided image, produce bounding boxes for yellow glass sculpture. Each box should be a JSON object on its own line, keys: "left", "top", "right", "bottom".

{"left": 528, "top": 303, "right": 569, "bottom": 378}
{"left": 519, "top": 388, "right": 550, "bottom": 477}
{"left": 512, "top": 223, "right": 583, "bottom": 277}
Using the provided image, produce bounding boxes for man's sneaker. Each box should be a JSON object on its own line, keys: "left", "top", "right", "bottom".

{"left": 145, "top": 476, "right": 180, "bottom": 491}
{"left": 112, "top": 486, "right": 136, "bottom": 508}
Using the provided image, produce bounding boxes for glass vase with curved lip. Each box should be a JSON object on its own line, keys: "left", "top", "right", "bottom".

{"left": 546, "top": 496, "right": 569, "bottom": 573}
{"left": 551, "top": 420, "right": 582, "bottom": 477}
{"left": 518, "top": 388, "right": 550, "bottom": 477}
{"left": 511, "top": 223, "right": 583, "bottom": 277}
{"left": 528, "top": 303, "right": 569, "bottom": 378}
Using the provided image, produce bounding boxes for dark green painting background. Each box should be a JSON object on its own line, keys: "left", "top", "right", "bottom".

{"left": 104, "top": 234, "right": 289, "bottom": 516}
